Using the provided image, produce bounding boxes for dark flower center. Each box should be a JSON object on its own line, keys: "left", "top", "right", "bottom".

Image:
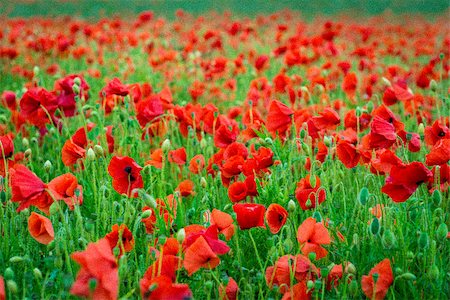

{"left": 438, "top": 131, "right": 445, "bottom": 137}
{"left": 124, "top": 166, "right": 132, "bottom": 173}
{"left": 388, "top": 117, "right": 393, "bottom": 123}
{"left": 278, "top": 214, "right": 284, "bottom": 223}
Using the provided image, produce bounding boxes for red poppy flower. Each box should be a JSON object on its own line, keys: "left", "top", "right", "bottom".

{"left": 47, "top": 173, "right": 83, "bottom": 209}
{"left": 266, "top": 100, "right": 294, "bottom": 136}
{"left": 107, "top": 156, "right": 143, "bottom": 197}
{"left": 183, "top": 236, "right": 220, "bottom": 275}
{"left": 10, "top": 165, "right": 52, "bottom": 214}
{"left": 140, "top": 275, "right": 192, "bottom": 300}
{"left": 105, "top": 224, "right": 135, "bottom": 255}
{"left": 336, "top": 141, "right": 360, "bottom": 168}
{"left": 233, "top": 203, "right": 266, "bottom": 230}
{"left": 0, "top": 276, "right": 4, "bottom": 300}
{"left": 219, "top": 277, "right": 239, "bottom": 300}
{"left": 281, "top": 281, "right": 311, "bottom": 300}
{"left": 214, "top": 123, "right": 239, "bottom": 148}
{"left": 210, "top": 209, "right": 235, "bottom": 240}
{"left": 227, "top": 181, "right": 247, "bottom": 203}
{"left": 370, "top": 149, "right": 403, "bottom": 175}
{"left": 368, "top": 116, "right": 397, "bottom": 149}
{"left": 381, "top": 161, "right": 432, "bottom": 202}
{"left": 0, "top": 134, "right": 14, "bottom": 159}
{"left": 146, "top": 148, "right": 163, "bottom": 169}
{"left": 54, "top": 74, "right": 90, "bottom": 117}
{"left": 425, "top": 138, "right": 450, "bottom": 166}
{"left": 136, "top": 95, "right": 164, "bottom": 127}
{"left": 342, "top": 72, "right": 357, "bottom": 97}
{"left": 168, "top": 147, "right": 187, "bottom": 165}
{"left": 100, "top": 78, "right": 129, "bottom": 97}
{"left": 1, "top": 90, "right": 16, "bottom": 110}
{"left": 61, "top": 124, "right": 95, "bottom": 167}
{"left": 70, "top": 238, "right": 118, "bottom": 300}
{"left": 176, "top": 179, "right": 195, "bottom": 197}
{"left": 252, "top": 146, "right": 274, "bottom": 169}
{"left": 424, "top": 120, "right": 449, "bottom": 147}
{"left": 361, "top": 259, "right": 393, "bottom": 300}
{"left": 311, "top": 108, "right": 341, "bottom": 131}
{"left": 295, "top": 175, "right": 326, "bottom": 210}
{"left": 265, "top": 203, "right": 288, "bottom": 234}
{"left": 20, "top": 87, "right": 58, "bottom": 128}
{"left": 28, "top": 212, "right": 54, "bottom": 245}
{"left": 188, "top": 154, "right": 205, "bottom": 174}
{"left": 297, "top": 217, "right": 331, "bottom": 259}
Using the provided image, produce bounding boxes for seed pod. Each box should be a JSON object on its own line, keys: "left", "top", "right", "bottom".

{"left": 399, "top": 273, "right": 417, "bottom": 281}
{"left": 358, "top": 187, "right": 370, "bottom": 205}
{"left": 370, "top": 218, "right": 380, "bottom": 235}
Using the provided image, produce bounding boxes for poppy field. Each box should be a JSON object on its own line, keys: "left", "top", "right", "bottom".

{"left": 0, "top": 5, "right": 449, "bottom": 300}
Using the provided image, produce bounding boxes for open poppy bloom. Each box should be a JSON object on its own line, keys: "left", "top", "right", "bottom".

{"left": 227, "top": 181, "right": 247, "bottom": 202}
{"left": 0, "top": 276, "right": 4, "bottom": 300}
{"left": 361, "top": 259, "right": 394, "bottom": 300}
{"left": 336, "top": 140, "right": 360, "bottom": 168}
{"left": 295, "top": 175, "right": 326, "bottom": 210}
{"left": 145, "top": 148, "right": 163, "bottom": 169}
{"left": 61, "top": 124, "right": 95, "bottom": 167}
{"left": 107, "top": 156, "right": 143, "bottom": 197}
{"left": 28, "top": 212, "right": 54, "bottom": 245}
{"left": 70, "top": 238, "right": 118, "bottom": 300}
{"left": 168, "top": 147, "right": 187, "bottom": 165}
{"left": 105, "top": 224, "right": 135, "bottom": 256}
{"left": 10, "top": 164, "right": 53, "bottom": 214}
{"left": 140, "top": 275, "right": 192, "bottom": 300}
{"left": 233, "top": 203, "right": 266, "bottom": 230}
{"left": 219, "top": 277, "right": 239, "bottom": 300}
{"left": 175, "top": 179, "right": 195, "bottom": 197}
{"left": 183, "top": 235, "right": 221, "bottom": 275}
{"left": 20, "top": 87, "right": 58, "bottom": 128}
{"left": 265, "top": 203, "right": 288, "bottom": 234}
{"left": 210, "top": 209, "right": 235, "bottom": 240}
{"left": 0, "top": 134, "right": 14, "bottom": 159}
{"left": 189, "top": 154, "right": 205, "bottom": 174}
{"left": 47, "top": 173, "right": 83, "bottom": 209}
{"left": 266, "top": 100, "right": 294, "bottom": 137}
{"left": 297, "top": 217, "right": 331, "bottom": 259}
{"left": 425, "top": 138, "right": 450, "bottom": 166}
{"left": 381, "top": 161, "right": 432, "bottom": 202}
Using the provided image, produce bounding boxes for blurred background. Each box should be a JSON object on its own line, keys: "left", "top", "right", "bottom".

{"left": 2, "top": 0, "right": 449, "bottom": 18}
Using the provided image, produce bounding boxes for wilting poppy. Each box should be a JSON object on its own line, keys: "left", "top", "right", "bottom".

{"left": 183, "top": 236, "right": 220, "bottom": 275}
{"left": 28, "top": 212, "right": 54, "bottom": 245}
{"left": 105, "top": 224, "right": 135, "bottom": 255}
{"left": 233, "top": 203, "right": 266, "bottom": 230}
{"left": 295, "top": 175, "right": 326, "bottom": 210}
{"left": 107, "top": 156, "right": 143, "bottom": 197}
{"left": 219, "top": 277, "right": 239, "bottom": 300}
{"left": 297, "top": 217, "right": 331, "bottom": 259}
{"left": 47, "top": 173, "right": 83, "bottom": 209}
{"left": 265, "top": 203, "right": 288, "bottom": 234}
{"left": 381, "top": 161, "right": 432, "bottom": 202}
{"left": 10, "top": 165, "right": 52, "bottom": 214}
{"left": 70, "top": 238, "right": 118, "bottom": 300}
{"left": 361, "top": 259, "right": 393, "bottom": 300}
{"left": 140, "top": 275, "right": 192, "bottom": 300}
{"left": 227, "top": 181, "right": 247, "bottom": 203}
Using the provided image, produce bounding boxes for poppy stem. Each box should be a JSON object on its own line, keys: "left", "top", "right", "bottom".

{"left": 248, "top": 230, "right": 264, "bottom": 273}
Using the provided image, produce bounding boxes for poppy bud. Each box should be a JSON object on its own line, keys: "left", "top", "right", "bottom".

{"left": 418, "top": 232, "right": 429, "bottom": 249}
{"left": 308, "top": 252, "right": 316, "bottom": 261}
{"left": 143, "top": 193, "right": 157, "bottom": 209}
{"left": 406, "top": 251, "right": 414, "bottom": 261}
{"left": 355, "top": 107, "right": 362, "bottom": 117}
{"left": 4, "top": 268, "right": 14, "bottom": 280}
{"left": 161, "top": 139, "right": 171, "bottom": 152}
{"left": 283, "top": 239, "right": 293, "bottom": 252}
{"left": 428, "top": 264, "right": 439, "bottom": 280}
{"left": 382, "top": 229, "right": 397, "bottom": 249}
{"left": 399, "top": 273, "right": 416, "bottom": 281}
{"left": 345, "top": 262, "right": 356, "bottom": 274}
{"left": 33, "top": 66, "right": 40, "bottom": 76}
{"left": 22, "top": 138, "right": 29, "bottom": 148}
{"left": 72, "top": 84, "right": 80, "bottom": 95}
{"left": 9, "top": 256, "right": 24, "bottom": 263}
{"left": 141, "top": 209, "right": 152, "bottom": 219}
{"left": 370, "top": 218, "right": 380, "bottom": 235}
{"left": 323, "top": 136, "right": 332, "bottom": 147}
{"left": 366, "top": 101, "right": 374, "bottom": 113}
{"left": 436, "top": 223, "right": 448, "bottom": 241}
{"left": 44, "top": 160, "right": 52, "bottom": 172}
{"left": 301, "top": 142, "right": 309, "bottom": 154}
{"left": 177, "top": 228, "right": 186, "bottom": 243}
{"left": 381, "top": 77, "right": 391, "bottom": 87}
{"left": 86, "top": 148, "right": 96, "bottom": 161}
{"left": 312, "top": 211, "right": 322, "bottom": 222}
{"left": 309, "top": 175, "right": 317, "bottom": 188}
{"left": 33, "top": 268, "right": 42, "bottom": 280}
{"left": 321, "top": 267, "right": 330, "bottom": 278}
{"left": 49, "top": 202, "right": 59, "bottom": 215}
{"left": 432, "top": 190, "right": 441, "bottom": 206}
{"left": 287, "top": 200, "right": 296, "bottom": 213}
{"left": 429, "top": 79, "right": 438, "bottom": 92}
{"left": 352, "top": 233, "right": 359, "bottom": 247}
{"left": 73, "top": 77, "right": 81, "bottom": 86}
{"left": 205, "top": 281, "right": 213, "bottom": 290}
{"left": 314, "top": 279, "right": 322, "bottom": 290}
{"left": 7, "top": 280, "right": 18, "bottom": 294}
{"left": 358, "top": 187, "right": 369, "bottom": 205}
{"left": 94, "top": 145, "right": 104, "bottom": 157}
{"left": 417, "top": 123, "right": 425, "bottom": 135}
{"left": 24, "top": 148, "right": 32, "bottom": 159}
{"left": 306, "top": 280, "right": 314, "bottom": 290}
{"left": 200, "top": 177, "right": 207, "bottom": 188}
{"left": 315, "top": 84, "right": 324, "bottom": 94}
{"left": 305, "top": 199, "right": 312, "bottom": 208}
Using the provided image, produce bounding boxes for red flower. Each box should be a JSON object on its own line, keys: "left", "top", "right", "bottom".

{"left": 176, "top": 179, "right": 195, "bottom": 197}
{"left": 233, "top": 203, "right": 266, "bottom": 230}
{"left": 266, "top": 100, "right": 294, "bottom": 136}
{"left": 227, "top": 181, "right": 247, "bottom": 202}
{"left": 183, "top": 235, "right": 220, "bottom": 275}
{"left": 105, "top": 224, "right": 135, "bottom": 256}
{"left": 425, "top": 138, "right": 450, "bottom": 166}
{"left": 10, "top": 165, "right": 52, "bottom": 214}
{"left": 424, "top": 120, "right": 449, "bottom": 147}
{"left": 20, "top": 87, "right": 58, "bottom": 128}
{"left": 336, "top": 141, "right": 360, "bottom": 168}
{"left": 368, "top": 116, "right": 397, "bottom": 149}
{"left": 168, "top": 147, "right": 187, "bottom": 165}
{"left": 219, "top": 277, "right": 239, "bottom": 300}
{"left": 28, "top": 212, "right": 54, "bottom": 245}
{"left": 0, "top": 134, "right": 14, "bottom": 159}
{"left": 100, "top": 78, "right": 129, "bottom": 97}
{"left": 265, "top": 203, "right": 288, "bottom": 234}
{"left": 381, "top": 162, "right": 432, "bottom": 202}
{"left": 54, "top": 74, "right": 90, "bottom": 117}
{"left": 47, "top": 173, "right": 83, "bottom": 209}
{"left": 361, "top": 259, "right": 394, "bottom": 300}
{"left": 295, "top": 175, "right": 326, "bottom": 210}
{"left": 107, "top": 156, "right": 143, "bottom": 197}
{"left": 297, "top": 217, "right": 331, "bottom": 259}
{"left": 189, "top": 154, "right": 205, "bottom": 174}
{"left": 140, "top": 275, "right": 192, "bottom": 300}
{"left": 70, "top": 238, "right": 118, "bottom": 300}
{"left": 136, "top": 95, "right": 164, "bottom": 127}
{"left": 210, "top": 209, "right": 235, "bottom": 240}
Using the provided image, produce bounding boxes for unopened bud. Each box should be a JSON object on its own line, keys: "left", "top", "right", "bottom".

{"left": 94, "top": 145, "right": 104, "bottom": 157}
{"left": 306, "top": 280, "right": 314, "bottom": 290}
{"left": 7, "top": 280, "right": 18, "bottom": 294}
{"left": 381, "top": 77, "right": 391, "bottom": 87}
{"left": 287, "top": 200, "right": 296, "bottom": 213}
{"left": 33, "top": 66, "right": 40, "bottom": 76}
{"left": 44, "top": 160, "right": 52, "bottom": 172}
{"left": 4, "top": 267, "right": 14, "bottom": 280}
{"left": 141, "top": 209, "right": 152, "bottom": 219}
{"left": 33, "top": 268, "right": 42, "bottom": 280}
{"left": 399, "top": 273, "right": 416, "bottom": 281}
{"left": 22, "top": 138, "right": 29, "bottom": 148}
{"left": 9, "top": 256, "right": 24, "bottom": 263}
{"left": 355, "top": 107, "right": 362, "bottom": 117}
{"left": 73, "top": 77, "right": 81, "bottom": 86}
{"left": 418, "top": 232, "right": 429, "bottom": 249}
{"left": 200, "top": 177, "right": 207, "bottom": 188}
{"left": 432, "top": 190, "right": 442, "bottom": 206}
{"left": 417, "top": 123, "right": 425, "bottom": 135}
{"left": 429, "top": 79, "right": 438, "bottom": 92}
{"left": 143, "top": 193, "right": 157, "bottom": 209}
{"left": 177, "top": 228, "right": 186, "bottom": 243}
{"left": 382, "top": 229, "right": 397, "bottom": 249}
{"left": 161, "top": 139, "right": 171, "bottom": 152}
{"left": 86, "top": 148, "right": 96, "bottom": 161}
{"left": 345, "top": 262, "right": 356, "bottom": 275}
{"left": 358, "top": 187, "right": 370, "bottom": 205}
{"left": 370, "top": 218, "right": 380, "bottom": 235}
{"left": 72, "top": 84, "right": 80, "bottom": 94}
{"left": 323, "top": 136, "right": 332, "bottom": 147}
{"left": 308, "top": 252, "right": 316, "bottom": 261}
{"left": 366, "top": 101, "right": 374, "bottom": 113}
{"left": 436, "top": 223, "right": 448, "bottom": 241}
{"left": 24, "top": 148, "right": 32, "bottom": 158}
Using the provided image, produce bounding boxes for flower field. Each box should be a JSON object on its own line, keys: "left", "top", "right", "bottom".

{"left": 0, "top": 4, "right": 449, "bottom": 300}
